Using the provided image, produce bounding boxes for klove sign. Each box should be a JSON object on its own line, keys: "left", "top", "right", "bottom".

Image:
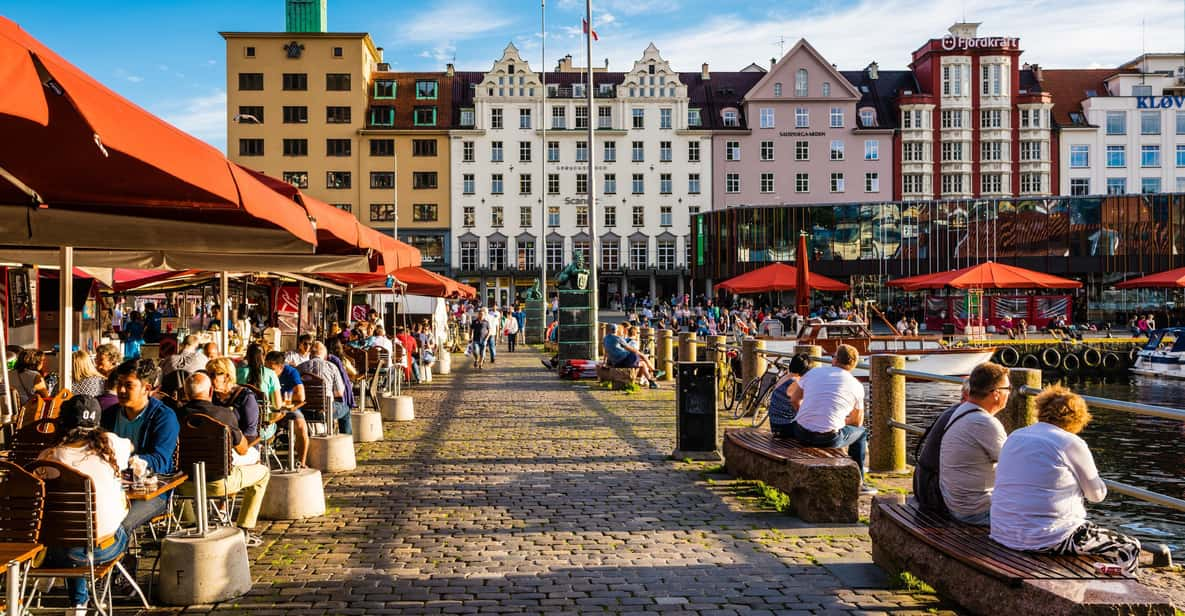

{"left": 1137, "top": 96, "right": 1185, "bottom": 109}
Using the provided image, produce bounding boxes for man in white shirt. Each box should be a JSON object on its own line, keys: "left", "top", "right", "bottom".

{"left": 787, "top": 344, "right": 876, "bottom": 494}
{"left": 938, "top": 362, "right": 1009, "bottom": 525}
{"left": 370, "top": 327, "right": 394, "bottom": 355}
{"left": 284, "top": 334, "right": 313, "bottom": 366}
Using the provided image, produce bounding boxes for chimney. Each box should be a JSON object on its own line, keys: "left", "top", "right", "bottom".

{"left": 1030, "top": 63, "right": 1042, "bottom": 82}
{"left": 770, "top": 57, "right": 777, "bottom": 70}
{"left": 701, "top": 62, "right": 710, "bottom": 80}
{"left": 446, "top": 63, "right": 455, "bottom": 77}
{"left": 285, "top": 0, "right": 327, "bottom": 33}
{"left": 376, "top": 47, "right": 384, "bottom": 62}
{"left": 867, "top": 61, "right": 879, "bottom": 80}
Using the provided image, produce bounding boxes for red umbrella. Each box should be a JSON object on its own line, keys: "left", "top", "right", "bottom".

{"left": 795, "top": 233, "right": 811, "bottom": 317}
{"left": 716, "top": 262, "right": 849, "bottom": 294}
{"left": 1114, "top": 267, "right": 1185, "bottom": 288}
{"left": 319, "top": 267, "right": 475, "bottom": 299}
{"left": 887, "top": 261, "right": 1082, "bottom": 291}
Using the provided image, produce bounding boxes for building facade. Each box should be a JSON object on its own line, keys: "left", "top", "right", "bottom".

{"left": 449, "top": 43, "right": 712, "bottom": 307}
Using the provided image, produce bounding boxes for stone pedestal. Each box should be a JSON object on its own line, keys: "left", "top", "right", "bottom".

{"left": 306, "top": 434, "right": 356, "bottom": 473}
{"left": 525, "top": 300, "right": 547, "bottom": 344}
{"left": 158, "top": 527, "right": 251, "bottom": 606}
{"left": 351, "top": 410, "right": 383, "bottom": 442}
{"left": 380, "top": 394, "right": 415, "bottom": 421}
{"left": 557, "top": 289, "right": 594, "bottom": 361}
{"left": 436, "top": 350, "right": 452, "bottom": 375}
{"left": 259, "top": 468, "right": 326, "bottom": 520}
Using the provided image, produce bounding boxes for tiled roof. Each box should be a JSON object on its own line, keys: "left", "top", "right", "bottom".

{"left": 840, "top": 69, "right": 918, "bottom": 130}
{"left": 1039, "top": 69, "right": 1115, "bottom": 126}
{"left": 681, "top": 71, "right": 764, "bottom": 130}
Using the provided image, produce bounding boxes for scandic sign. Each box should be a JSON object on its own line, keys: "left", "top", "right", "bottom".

{"left": 940, "top": 35, "right": 1020, "bottom": 51}
{"left": 1137, "top": 96, "right": 1185, "bottom": 109}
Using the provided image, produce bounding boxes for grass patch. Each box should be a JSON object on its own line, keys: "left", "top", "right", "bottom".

{"left": 701, "top": 463, "right": 726, "bottom": 475}
{"left": 891, "top": 571, "right": 936, "bottom": 594}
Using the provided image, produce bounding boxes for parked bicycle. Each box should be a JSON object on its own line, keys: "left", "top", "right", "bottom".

{"left": 733, "top": 356, "right": 793, "bottom": 427}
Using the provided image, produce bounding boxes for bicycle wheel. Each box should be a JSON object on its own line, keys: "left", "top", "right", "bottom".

{"left": 750, "top": 396, "right": 770, "bottom": 427}
{"left": 734, "top": 378, "right": 761, "bottom": 419}
{"left": 721, "top": 372, "right": 738, "bottom": 412}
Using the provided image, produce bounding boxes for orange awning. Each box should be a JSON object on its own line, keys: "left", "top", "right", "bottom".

{"left": 887, "top": 261, "right": 1082, "bottom": 291}
{"left": 1115, "top": 267, "right": 1185, "bottom": 289}
{"left": 320, "top": 267, "right": 474, "bottom": 299}
{"left": 716, "top": 262, "right": 850, "bottom": 294}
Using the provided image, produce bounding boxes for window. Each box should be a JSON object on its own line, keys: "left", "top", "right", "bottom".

{"left": 760, "top": 141, "right": 774, "bottom": 161}
{"left": 244, "top": 46, "right": 255, "bottom": 58}
{"left": 519, "top": 174, "right": 532, "bottom": 194}
{"left": 864, "top": 140, "right": 879, "bottom": 161}
{"left": 660, "top": 173, "right": 672, "bottom": 194}
{"left": 238, "top": 105, "right": 264, "bottom": 123}
{"left": 412, "top": 204, "right": 438, "bottom": 222}
{"left": 462, "top": 141, "right": 475, "bottom": 162}
{"left": 325, "top": 73, "right": 350, "bottom": 91}
{"left": 1132, "top": 84, "right": 1153, "bottom": 97}
{"left": 902, "top": 174, "right": 924, "bottom": 194}
{"left": 773, "top": 82, "right": 783, "bottom": 97}
{"left": 370, "top": 171, "right": 395, "bottom": 189}
{"left": 603, "top": 141, "right": 616, "bottom": 162}
{"left": 1020, "top": 141, "right": 1042, "bottom": 162}
{"left": 282, "top": 73, "right": 307, "bottom": 91}
{"left": 1141, "top": 111, "right": 1161, "bottom": 135}
{"left": 575, "top": 106, "right": 589, "bottom": 129}
{"left": 459, "top": 240, "right": 478, "bottom": 269}
{"left": 1106, "top": 177, "right": 1127, "bottom": 195}
{"left": 659, "top": 141, "right": 672, "bottom": 162}
{"left": 491, "top": 207, "right": 504, "bottom": 229}
{"left": 632, "top": 173, "right": 645, "bottom": 194}
{"left": 369, "top": 106, "right": 393, "bottom": 126}
{"left": 326, "top": 139, "right": 351, "bottom": 157}
{"left": 795, "top": 107, "right": 808, "bottom": 128}
{"left": 326, "top": 171, "right": 351, "bottom": 189}
{"left": 462, "top": 108, "right": 475, "bottom": 127}
{"left": 981, "top": 63, "right": 1003, "bottom": 96}
{"left": 516, "top": 238, "right": 535, "bottom": 269}
{"left": 490, "top": 141, "right": 504, "bottom": 162}
{"left": 548, "top": 141, "right": 560, "bottom": 162}
{"left": 795, "top": 173, "right": 809, "bottom": 193}
{"left": 941, "top": 63, "right": 963, "bottom": 96}
{"left": 519, "top": 108, "right": 532, "bottom": 129}
{"left": 374, "top": 80, "right": 396, "bottom": 98}
{"left": 412, "top": 172, "right": 437, "bottom": 189}
{"left": 864, "top": 172, "right": 879, "bottom": 193}
{"left": 551, "top": 106, "right": 566, "bottom": 129}
{"left": 830, "top": 107, "right": 843, "bottom": 128}
{"left": 1106, "top": 111, "right": 1126, "bottom": 135}
{"left": 725, "top": 173, "right": 740, "bottom": 193}
{"left": 604, "top": 173, "right": 617, "bottom": 194}
{"left": 415, "top": 80, "right": 438, "bottom": 99}
{"left": 822, "top": 82, "right": 831, "bottom": 97}
{"left": 630, "top": 240, "right": 648, "bottom": 268}
{"left": 860, "top": 108, "right": 875, "bottom": 127}
{"left": 632, "top": 207, "right": 645, "bottom": 227}
{"left": 1177, "top": 144, "right": 1185, "bottom": 167}
{"left": 1059, "top": 144, "right": 1088, "bottom": 169}
{"left": 830, "top": 172, "right": 845, "bottom": 193}
{"left": 461, "top": 207, "right": 476, "bottom": 228}
{"left": 238, "top": 138, "right": 264, "bottom": 156}
{"left": 602, "top": 240, "right": 619, "bottom": 270}
{"left": 331, "top": 203, "right": 351, "bottom": 213}
{"left": 413, "top": 107, "right": 436, "bottom": 126}
{"left": 462, "top": 174, "right": 475, "bottom": 195}
{"left": 632, "top": 108, "right": 644, "bottom": 129}
{"left": 332, "top": 46, "right": 343, "bottom": 57}
{"left": 1144, "top": 177, "right": 1163, "bottom": 192}
{"left": 488, "top": 239, "right": 506, "bottom": 268}
{"left": 632, "top": 141, "right": 645, "bottom": 162}
{"left": 795, "top": 68, "right": 808, "bottom": 96}
{"left": 491, "top": 173, "right": 504, "bottom": 194}
{"left": 1177, "top": 111, "right": 1185, "bottom": 135}
{"left": 575, "top": 173, "right": 588, "bottom": 194}
{"left": 760, "top": 172, "right": 774, "bottom": 193}
{"left": 575, "top": 141, "right": 588, "bottom": 162}
{"left": 282, "top": 171, "right": 308, "bottom": 189}
{"left": 940, "top": 110, "right": 963, "bottom": 128}
{"left": 981, "top": 109, "right": 1002, "bottom": 128}
{"left": 326, "top": 106, "right": 351, "bottom": 124}
{"left": 366, "top": 139, "right": 393, "bottom": 158}
{"left": 904, "top": 142, "right": 925, "bottom": 161}
{"left": 1070, "top": 178, "right": 1090, "bottom": 196}
{"left": 1106, "top": 145, "right": 1126, "bottom": 167}
{"left": 688, "top": 173, "right": 701, "bottom": 194}
{"left": 656, "top": 206, "right": 672, "bottom": 228}
{"left": 548, "top": 173, "right": 560, "bottom": 195}
{"left": 688, "top": 108, "right": 701, "bottom": 127}
{"left": 726, "top": 141, "right": 740, "bottom": 161}
{"left": 548, "top": 206, "right": 560, "bottom": 227}
{"left": 760, "top": 108, "right": 775, "bottom": 129}
{"left": 660, "top": 108, "right": 672, "bottom": 129}
{"left": 491, "top": 107, "right": 504, "bottom": 129}
{"left": 369, "top": 203, "right": 395, "bottom": 222}
{"left": 795, "top": 140, "right": 809, "bottom": 161}
{"left": 518, "top": 141, "right": 532, "bottom": 162}
{"left": 941, "top": 142, "right": 963, "bottom": 162}
{"left": 1020, "top": 173, "right": 1043, "bottom": 193}
{"left": 981, "top": 173, "right": 1003, "bottom": 194}
{"left": 604, "top": 207, "right": 616, "bottom": 227}
{"left": 282, "top": 139, "right": 307, "bottom": 156}
{"left": 599, "top": 106, "right": 613, "bottom": 129}
{"left": 829, "top": 140, "right": 844, "bottom": 161}
{"left": 941, "top": 173, "right": 965, "bottom": 194}
{"left": 1142, "top": 145, "right": 1161, "bottom": 167}
{"left": 658, "top": 240, "right": 676, "bottom": 268}
{"left": 688, "top": 141, "right": 700, "bottom": 162}
{"left": 722, "top": 110, "right": 739, "bottom": 127}
{"left": 546, "top": 240, "right": 563, "bottom": 268}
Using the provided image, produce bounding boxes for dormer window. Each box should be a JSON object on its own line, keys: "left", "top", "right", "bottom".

{"left": 722, "top": 109, "right": 739, "bottom": 127}
{"left": 649, "top": 63, "right": 656, "bottom": 74}
{"left": 508, "top": 63, "right": 515, "bottom": 74}
{"left": 859, "top": 108, "right": 876, "bottom": 127}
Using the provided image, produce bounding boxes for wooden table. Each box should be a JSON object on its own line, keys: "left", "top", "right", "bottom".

{"left": 1, "top": 543, "right": 44, "bottom": 616}
{"left": 123, "top": 473, "right": 188, "bottom": 501}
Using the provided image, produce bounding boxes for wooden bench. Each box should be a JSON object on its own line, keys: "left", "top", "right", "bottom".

{"left": 870, "top": 495, "right": 1174, "bottom": 615}
{"left": 722, "top": 428, "right": 860, "bottom": 523}
{"left": 596, "top": 364, "right": 641, "bottom": 389}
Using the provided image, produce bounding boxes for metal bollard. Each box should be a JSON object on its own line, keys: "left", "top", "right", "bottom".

{"left": 657, "top": 330, "right": 674, "bottom": 381}
{"left": 1002, "top": 368, "right": 1042, "bottom": 433}
{"left": 678, "top": 332, "right": 699, "bottom": 363}
{"left": 709, "top": 335, "right": 727, "bottom": 404}
{"left": 741, "top": 337, "right": 766, "bottom": 391}
{"left": 7, "top": 558, "right": 19, "bottom": 616}
{"left": 869, "top": 354, "right": 907, "bottom": 473}
{"left": 287, "top": 418, "right": 296, "bottom": 473}
{"left": 194, "top": 462, "right": 208, "bottom": 536}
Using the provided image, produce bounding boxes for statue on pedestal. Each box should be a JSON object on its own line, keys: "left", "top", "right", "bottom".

{"left": 523, "top": 279, "right": 543, "bottom": 301}
{"left": 556, "top": 249, "right": 590, "bottom": 290}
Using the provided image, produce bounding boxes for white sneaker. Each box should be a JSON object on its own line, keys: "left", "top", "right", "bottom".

{"left": 859, "top": 484, "right": 879, "bottom": 496}
{"left": 69, "top": 604, "right": 87, "bottom": 616}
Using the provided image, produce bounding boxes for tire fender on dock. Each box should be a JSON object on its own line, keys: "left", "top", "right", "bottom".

{"left": 1102, "top": 352, "right": 1121, "bottom": 371}
{"left": 997, "top": 347, "right": 1020, "bottom": 367}
{"left": 1061, "top": 352, "right": 1081, "bottom": 373}
{"left": 1021, "top": 353, "right": 1041, "bottom": 369}
{"left": 1041, "top": 347, "right": 1062, "bottom": 369}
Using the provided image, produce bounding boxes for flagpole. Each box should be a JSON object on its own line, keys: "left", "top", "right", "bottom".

{"left": 585, "top": 0, "right": 599, "bottom": 338}
{"left": 539, "top": 0, "right": 548, "bottom": 312}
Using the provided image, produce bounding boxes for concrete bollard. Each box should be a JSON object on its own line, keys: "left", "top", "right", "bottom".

{"left": 420, "top": 361, "right": 433, "bottom": 384}
{"left": 794, "top": 344, "right": 824, "bottom": 366}
{"left": 259, "top": 468, "right": 326, "bottom": 520}
{"left": 436, "top": 350, "right": 452, "bottom": 375}
{"left": 380, "top": 394, "right": 415, "bottom": 422}
{"left": 306, "top": 434, "right": 356, "bottom": 473}
{"left": 709, "top": 335, "right": 727, "bottom": 403}
{"left": 741, "top": 337, "right": 766, "bottom": 390}
{"left": 869, "top": 354, "right": 907, "bottom": 473}
{"left": 678, "top": 332, "right": 699, "bottom": 363}
{"left": 1002, "top": 368, "right": 1042, "bottom": 433}
{"left": 657, "top": 330, "right": 674, "bottom": 381}
{"left": 158, "top": 526, "right": 251, "bottom": 606}
{"left": 351, "top": 410, "right": 383, "bottom": 442}
{"left": 597, "top": 323, "right": 608, "bottom": 358}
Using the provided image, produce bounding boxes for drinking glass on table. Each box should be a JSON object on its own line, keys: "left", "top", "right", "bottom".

{"left": 130, "top": 455, "right": 148, "bottom": 490}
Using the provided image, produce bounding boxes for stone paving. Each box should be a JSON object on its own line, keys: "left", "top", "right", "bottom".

{"left": 147, "top": 348, "right": 960, "bottom": 615}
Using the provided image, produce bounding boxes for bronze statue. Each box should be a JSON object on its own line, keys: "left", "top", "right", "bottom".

{"left": 523, "top": 278, "right": 543, "bottom": 301}
{"left": 555, "top": 249, "right": 590, "bottom": 290}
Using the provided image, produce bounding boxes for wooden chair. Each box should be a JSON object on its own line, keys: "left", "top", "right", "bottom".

{"left": 177, "top": 413, "right": 237, "bottom": 528}
{"left": 26, "top": 459, "right": 146, "bottom": 614}
{"left": 0, "top": 459, "right": 44, "bottom": 542}
{"left": 299, "top": 373, "right": 331, "bottom": 436}
{"left": 8, "top": 418, "right": 63, "bottom": 469}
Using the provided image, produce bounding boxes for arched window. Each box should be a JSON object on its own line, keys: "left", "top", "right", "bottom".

{"left": 773, "top": 82, "right": 782, "bottom": 97}
{"left": 795, "top": 68, "right": 808, "bottom": 96}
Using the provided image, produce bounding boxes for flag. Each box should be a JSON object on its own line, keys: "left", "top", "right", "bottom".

{"left": 582, "top": 18, "right": 598, "bottom": 41}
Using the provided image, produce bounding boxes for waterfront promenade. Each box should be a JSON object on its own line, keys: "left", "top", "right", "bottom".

{"left": 148, "top": 348, "right": 1181, "bottom": 615}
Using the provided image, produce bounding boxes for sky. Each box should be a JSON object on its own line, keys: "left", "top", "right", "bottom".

{"left": 7, "top": 0, "right": 1185, "bottom": 152}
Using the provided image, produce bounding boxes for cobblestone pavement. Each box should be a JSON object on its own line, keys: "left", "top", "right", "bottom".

{"left": 147, "top": 348, "right": 958, "bottom": 614}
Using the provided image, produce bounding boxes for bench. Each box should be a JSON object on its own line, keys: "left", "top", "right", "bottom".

{"left": 596, "top": 365, "right": 641, "bottom": 389}
{"left": 722, "top": 428, "right": 860, "bottom": 523}
{"left": 870, "top": 495, "right": 1174, "bottom": 616}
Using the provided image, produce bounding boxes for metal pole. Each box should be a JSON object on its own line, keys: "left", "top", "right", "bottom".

{"left": 219, "top": 271, "right": 230, "bottom": 356}
{"left": 539, "top": 0, "right": 548, "bottom": 304}
{"left": 59, "top": 247, "right": 74, "bottom": 391}
{"left": 584, "top": 0, "right": 599, "bottom": 344}
{"left": 6, "top": 558, "right": 18, "bottom": 616}
{"left": 345, "top": 284, "right": 354, "bottom": 329}
{"left": 0, "top": 304, "right": 12, "bottom": 424}
{"left": 287, "top": 418, "right": 296, "bottom": 473}
{"left": 194, "top": 462, "right": 207, "bottom": 536}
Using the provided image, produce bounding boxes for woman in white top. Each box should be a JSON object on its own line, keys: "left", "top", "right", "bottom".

{"left": 990, "top": 385, "right": 1141, "bottom": 574}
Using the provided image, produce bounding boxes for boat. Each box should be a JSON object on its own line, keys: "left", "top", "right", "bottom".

{"left": 758, "top": 319, "right": 995, "bottom": 378}
{"left": 1130, "top": 328, "right": 1185, "bottom": 380}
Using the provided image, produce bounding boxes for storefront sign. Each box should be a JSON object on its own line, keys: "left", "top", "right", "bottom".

{"left": 1137, "top": 96, "right": 1185, "bottom": 109}
{"left": 553, "top": 164, "right": 607, "bottom": 172}
{"left": 778, "top": 130, "right": 825, "bottom": 137}
{"left": 940, "top": 35, "right": 1019, "bottom": 51}
{"left": 563, "top": 197, "right": 589, "bottom": 205}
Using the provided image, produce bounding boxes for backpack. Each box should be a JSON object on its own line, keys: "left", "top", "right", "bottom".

{"left": 559, "top": 359, "right": 598, "bottom": 380}
{"left": 912, "top": 402, "right": 976, "bottom": 514}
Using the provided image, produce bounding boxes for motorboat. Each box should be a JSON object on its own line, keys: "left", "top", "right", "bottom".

{"left": 1131, "top": 328, "right": 1185, "bottom": 380}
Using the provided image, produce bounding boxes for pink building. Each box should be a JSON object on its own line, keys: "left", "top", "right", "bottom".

{"left": 712, "top": 40, "right": 895, "bottom": 207}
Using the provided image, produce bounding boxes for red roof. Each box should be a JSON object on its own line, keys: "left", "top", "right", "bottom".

{"left": 1040, "top": 68, "right": 1116, "bottom": 126}
{"left": 716, "top": 262, "right": 849, "bottom": 294}
{"left": 888, "top": 261, "right": 1082, "bottom": 291}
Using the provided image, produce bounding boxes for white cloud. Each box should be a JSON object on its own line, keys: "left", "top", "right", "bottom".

{"left": 402, "top": 2, "right": 515, "bottom": 42}
{"left": 125, "top": 75, "right": 144, "bottom": 83}
{"left": 155, "top": 90, "right": 227, "bottom": 152}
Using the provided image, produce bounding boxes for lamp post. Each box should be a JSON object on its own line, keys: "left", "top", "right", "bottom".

{"left": 584, "top": 0, "right": 599, "bottom": 339}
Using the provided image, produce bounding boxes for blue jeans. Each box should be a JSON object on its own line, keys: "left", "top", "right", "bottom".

{"left": 484, "top": 337, "right": 497, "bottom": 361}
{"left": 44, "top": 526, "right": 130, "bottom": 605}
{"left": 333, "top": 400, "right": 352, "bottom": 435}
{"left": 791, "top": 422, "right": 869, "bottom": 474}
{"left": 120, "top": 494, "right": 169, "bottom": 534}
{"left": 952, "top": 508, "right": 991, "bottom": 526}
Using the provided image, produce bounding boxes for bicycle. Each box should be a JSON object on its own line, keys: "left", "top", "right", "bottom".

{"left": 717, "top": 349, "right": 741, "bottom": 412}
{"left": 733, "top": 357, "right": 791, "bottom": 426}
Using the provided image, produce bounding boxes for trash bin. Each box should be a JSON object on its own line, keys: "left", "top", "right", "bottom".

{"left": 673, "top": 361, "right": 721, "bottom": 461}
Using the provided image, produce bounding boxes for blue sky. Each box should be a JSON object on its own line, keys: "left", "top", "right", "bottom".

{"left": 7, "top": 0, "right": 1185, "bottom": 152}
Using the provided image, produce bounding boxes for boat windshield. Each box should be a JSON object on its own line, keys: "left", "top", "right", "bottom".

{"left": 1170, "top": 333, "right": 1185, "bottom": 353}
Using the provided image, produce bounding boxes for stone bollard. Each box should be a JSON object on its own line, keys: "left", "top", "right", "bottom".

{"left": 741, "top": 337, "right": 766, "bottom": 390}
{"left": 678, "top": 332, "right": 699, "bottom": 363}
{"left": 709, "top": 335, "right": 727, "bottom": 403}
{"left": 657, "top": 330, "right": 674, "bottom": 381}
{"left": 380, "top": 394, "right": 415, "bottom": 422}
{"left": 598, "top": 323, "right": 608, "bottom": 358}
{"left": 1001, "top": 368, "right": 1042, "bottom": 433}
{"left": 259, "top": 468, "right": 326, "bottom": 520}
{"left": 158, "top": 526, "right": 251, "bottom": 606}
{"left": 306, "top": 434, "right": 356, "bottom": 473}
{"left": 437, "top": 350, "right": 452, "bottom": 375}
{"left": 869, "top": 354, "right": 907, "bottom": 473}
{"left": 351, "top": 410, "right": 383, "bottom": 442}
{"left": 794, "top": 344, "right": 824, "bottom": 367}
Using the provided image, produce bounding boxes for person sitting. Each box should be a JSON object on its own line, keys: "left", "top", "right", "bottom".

{"left": 178, "top": 373, "right": 270, "bottom": 544}
{"left": 999, "top": 315, "right": 1016, "bottom": 339}
{"left": 767, "top": 354, "right": 811, "bottom": 437}
{"left": 162, "top": 334, "right": 205, "bottom": 378}
{"left": 370, "top": 326, "right": 394, "bottom": 356}
{"left": 786, "top": 344, "right": 876, "bottom": 495}
{"left": 207, "top": 357, "right": 260, "bottom": 445}
{"left": 201, "top": 342, "right": 221, "bottom": 364}
{"left": 298, "top": 342, "right": 351, "bottom": 435}
{"left": 990, "top": 386, "right": 1141, "bottom": 575}
{"left": 265, "top": 351, "right": 308, "bottom": 467}
{"left": 240, "top": 343, "right": 308, "bottom": 464}
{"left": 10, "top": 348, "right": 49, "bottom": 406}
{"left": 35, "top": 395, "right": 133, "bottom": 614}
{"left": 601, "top": 323, "right": 662, "bottom": 388}
{"left": 934, "top": 362, "right": 1009, "bottom": 525}
{"left": 70, "top": 350, "right": 106, "bottom": 398}
{"left": 284, "top": 334, "right": 313, "bottom": 366}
